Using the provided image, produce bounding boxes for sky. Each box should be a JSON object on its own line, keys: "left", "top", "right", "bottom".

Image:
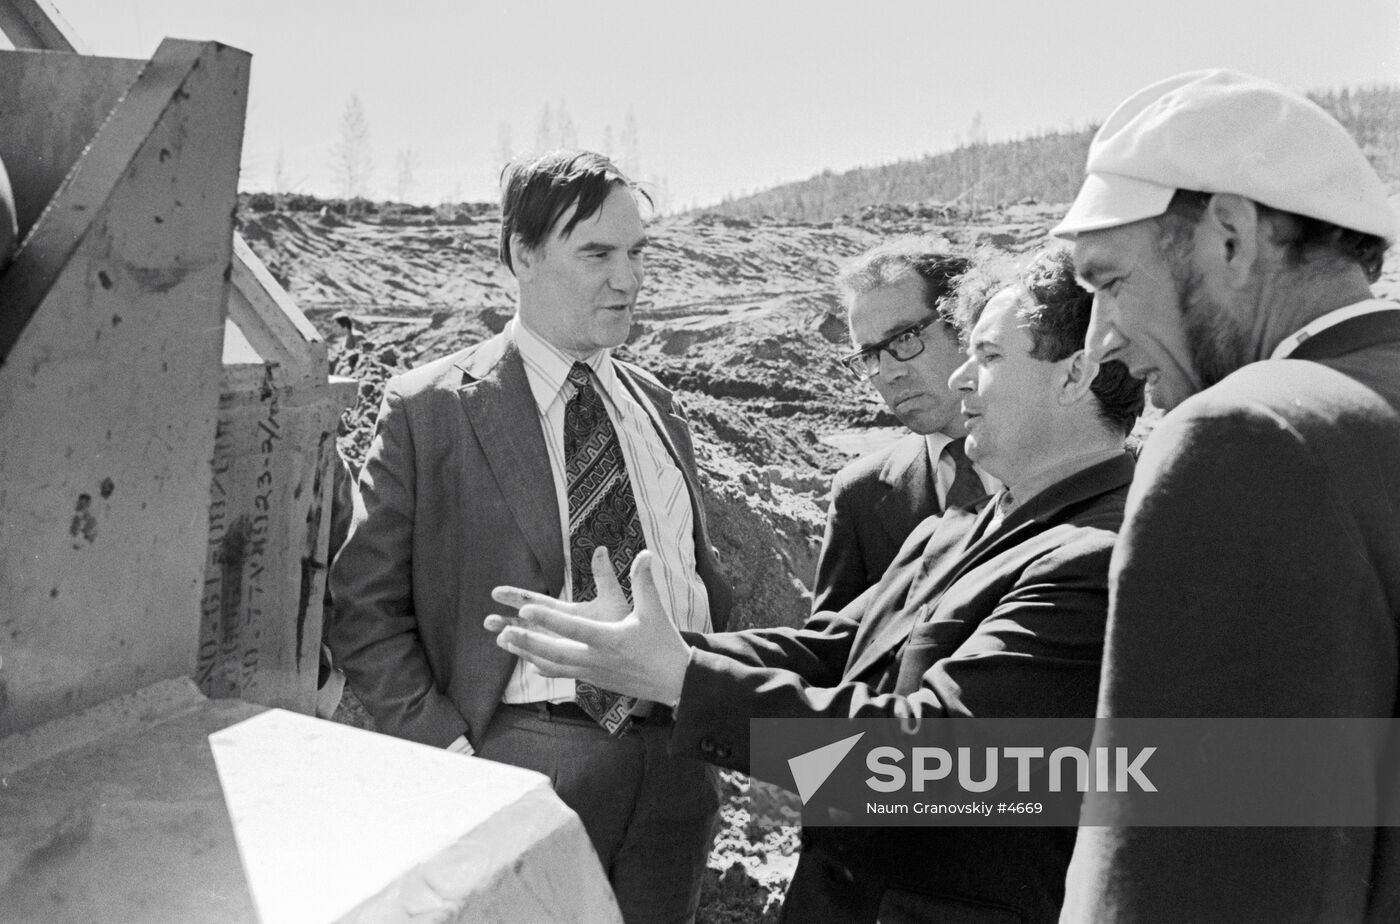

{"left": 26, "top": 0, "right": 1400, "bottom": 211}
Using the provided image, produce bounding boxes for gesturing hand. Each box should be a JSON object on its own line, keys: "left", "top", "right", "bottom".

{"left": 485, "top": 547, "right": 691, "bottom": 706}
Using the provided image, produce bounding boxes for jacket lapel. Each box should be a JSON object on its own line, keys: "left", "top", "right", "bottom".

{"left": 842, "top": 503, "right": 984, "bottom": 680}
{"left": 874, "top": 436, "right": 938, "bottom": 550}
{"left": 455, "top": 335, "right": 566, "bottom": 585}
{"left": 843, "top": 452, "right": 1135, "bottom": 683}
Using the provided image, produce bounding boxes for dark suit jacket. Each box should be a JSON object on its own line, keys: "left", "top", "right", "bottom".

{"left": 1063, "top": 310, "right": 1400, "bottom": 924}
{"left": 674, "top": 453, "right": 1135, "bottom": 923}
{"left": 812, "top": 433, "right": 942, "bottom": 614}
{"left": 329, "top": 332, "right": 731, "bottom": 748}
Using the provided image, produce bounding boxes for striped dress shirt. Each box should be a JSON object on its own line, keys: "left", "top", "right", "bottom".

{"left": 502, "top": 317, "right": 712, "bottom": 704}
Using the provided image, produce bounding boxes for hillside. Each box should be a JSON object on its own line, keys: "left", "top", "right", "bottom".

{"left": 702, "top": 84, "right": 1400, "bottom": 223}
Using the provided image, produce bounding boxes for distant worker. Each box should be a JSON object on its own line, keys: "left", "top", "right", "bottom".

{"left": 330, "top": 150, "right": 733, "bottom": 923}
{"left": 332, "top": 310, "right": 358, "bottom": 349}
{"left": 1053, "top": 69, "right": 1400, "bottom": 922}
{"left": 812, "top": 242, "right": 996, "bottom": 613}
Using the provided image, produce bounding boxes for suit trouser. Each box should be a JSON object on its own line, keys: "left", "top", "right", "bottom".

{"left": 479, "top": 703, "right": 721, "bottom": 924}
{"left": 780, "top": 826, "right": 1072, "bottom": 924}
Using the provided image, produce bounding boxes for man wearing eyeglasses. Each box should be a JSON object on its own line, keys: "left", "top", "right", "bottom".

{"left": 486, "top": 249, "right": 1145, "bottom": 922}
{"left": 813, "top": 242, "right": 998, "bottom": 613}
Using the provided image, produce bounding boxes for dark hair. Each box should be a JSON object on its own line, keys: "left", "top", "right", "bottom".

{"left": 497, "top": 150, "right": 651, "bottom": 273}
{"left": 836, "top": 239, "right": 971, "bottom": 337}
{"left": 953, "top": 249, "right": 1145, "bottom": 435}
{"left": 1159, "top": 189, "right": 1387, "bottom": 284}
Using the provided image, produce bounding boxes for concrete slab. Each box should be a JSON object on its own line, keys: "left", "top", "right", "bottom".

{"left": 0, "top": 40, "right": 248, "bottom": 736}
{"left": 0, "top": 680, "right": 263, "bottom": 924}
{"left": 1, "top": 681, "right": 621, "bottom": 924}
{"left": 212, "top": 709, "right": 622, "bottom": 923}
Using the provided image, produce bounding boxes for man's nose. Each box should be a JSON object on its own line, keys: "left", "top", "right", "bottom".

{"left": 1085, "top": 295, "right": 1127, "bottom": 365}
{"left": 610, "top": 255, "right": 641, "bottom": 294}
{"left": 948, "top": 355, "right": 974, "bottom": 393}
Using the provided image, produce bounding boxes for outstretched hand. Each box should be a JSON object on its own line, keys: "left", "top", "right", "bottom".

{"left": 485, "top": 547, "right": 691, "bottom": 706}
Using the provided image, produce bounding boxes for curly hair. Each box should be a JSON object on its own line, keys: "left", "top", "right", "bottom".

{"left": 835, "top": 239, "right": 971, "bottom": 328}
{"left": 954, "top": 249, "right": 1145, "bottom": 435}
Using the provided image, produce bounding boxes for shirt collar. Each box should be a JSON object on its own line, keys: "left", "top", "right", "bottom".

{"left": 923, "top": 432, "right": 954, "bottom": 464}
{"left": 1269, "top": 299, "right": 1400, "bottom": 360}
{"left": 509, "top": 316, "right": 617, "bottom": 412}
{"left": 925, "top": 431, "right": 1001, "bottom": 495}
{"left": 1002, "top": 446, "right": 1124, "bottom": 514}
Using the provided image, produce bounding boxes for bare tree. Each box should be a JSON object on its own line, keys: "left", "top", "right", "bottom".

{"left": 619, "top": 109, "right": 641, "bottom": 178}
{"left": 495, "top": 121, "right": 514, "bottom": 173}
{"left": 331, "top": 93, "right": 373, "bottom": 199}
{"left": 394, "top": 147, "right": 419, "bottom": 203}
{"left": 272, "top": 148, "right": 290, "bottom": 195}
{"left": 238, "top": 99, "right": 260, "bottom": 190}
{"left": 965, "top": 111, "right": 987, "bottom": 216}
{"left": 555, "top": 98, "right": 578, "bottom": 149}
{"left": 533, "top": 101, "right": 555, "bottom": 154}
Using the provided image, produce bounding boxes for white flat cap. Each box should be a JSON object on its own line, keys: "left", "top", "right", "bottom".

{"left": 1053, "top": 69, "right": 1397, "bottom": 244}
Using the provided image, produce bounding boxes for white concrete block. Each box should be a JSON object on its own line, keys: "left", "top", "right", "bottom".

{"left": 210, "top": 709, "right": 622, "bottom": 923}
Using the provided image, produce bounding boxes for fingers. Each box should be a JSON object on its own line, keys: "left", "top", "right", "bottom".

{"left": 630, "top": 550, "right": 667, "bottom": 625}
{"left": 499, "top": 602, "right": 608, "bottom": 644}
{"left": 482, "top": 613, "right": 517, "bottom": 633}
{"left": 590, "top": 545, "right": 626, "bottom": 607}
{"left": 495, "top": 623, "right": 591, "bottom": 674}
{"left": 505, "top": 647, "right": 574, "bottom": 679}
{"left": 491, "top": 584, "right": 579, "bottom": 615}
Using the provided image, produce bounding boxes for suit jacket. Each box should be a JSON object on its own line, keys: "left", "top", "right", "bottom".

{"left": 674, "top": 453, "right": 1135, "bottom": 923}
{"left": 1063, "top": 310, "right": 1400, "bottom": 924}
{"left": 811, "top": 433, "right": 942, "bottom": 614}
{"left": 329, "top": 332, "right": 731, "bottom": 748}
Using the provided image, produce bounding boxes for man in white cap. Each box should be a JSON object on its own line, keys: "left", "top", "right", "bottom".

{"left": 1053, "top": 69, "right": 1400, "bottom": 922}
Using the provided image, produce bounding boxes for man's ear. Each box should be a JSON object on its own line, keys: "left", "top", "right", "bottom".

{"left": 1059, "top": 349, "right": 1099, "bottom": 405}
{"left": 1198, "top": 193, "right": 1262, "bottom": 288}
{"left": 510, "top": 234, "right": 535, "bottom": 278}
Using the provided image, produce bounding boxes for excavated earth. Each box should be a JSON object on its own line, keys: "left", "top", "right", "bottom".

{"left": 239, "top": 197, "right": 1400, "bottom": 921}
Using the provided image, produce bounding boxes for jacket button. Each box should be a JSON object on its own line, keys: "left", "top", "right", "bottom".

{"left": 699, "top": 738, "right": 715, "bottom": 754}
{"left": 716, "top": 745, "right": 731, "bottom": 760}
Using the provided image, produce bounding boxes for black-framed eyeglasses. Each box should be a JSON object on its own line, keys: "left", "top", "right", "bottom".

{"left": 841, "top": 315, "right": 943, "bottom": 380}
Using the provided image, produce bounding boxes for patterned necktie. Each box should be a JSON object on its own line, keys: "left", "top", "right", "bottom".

{"left": 564, "top": 361, "right": 645, "bottom": 735}
{"left": 943, "top": 437, "right": 986, "bottom": 511}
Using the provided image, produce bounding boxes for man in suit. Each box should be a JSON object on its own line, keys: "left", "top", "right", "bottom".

{"left": 488, "top": 248, "right": 1145, "bottom": 922}
{"left": 1052, "top": 70, "right": 1400, "bottom": 923}
{"left": 813, "top": 243, "right": 997, "bottom": 613}
{"left": 330, "top": 150, "right": 732, "bottom": 924}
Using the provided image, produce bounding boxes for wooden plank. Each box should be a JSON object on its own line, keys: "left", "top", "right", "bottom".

{"left": 226, "top": 234, "right": 329, "bottom": 388}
